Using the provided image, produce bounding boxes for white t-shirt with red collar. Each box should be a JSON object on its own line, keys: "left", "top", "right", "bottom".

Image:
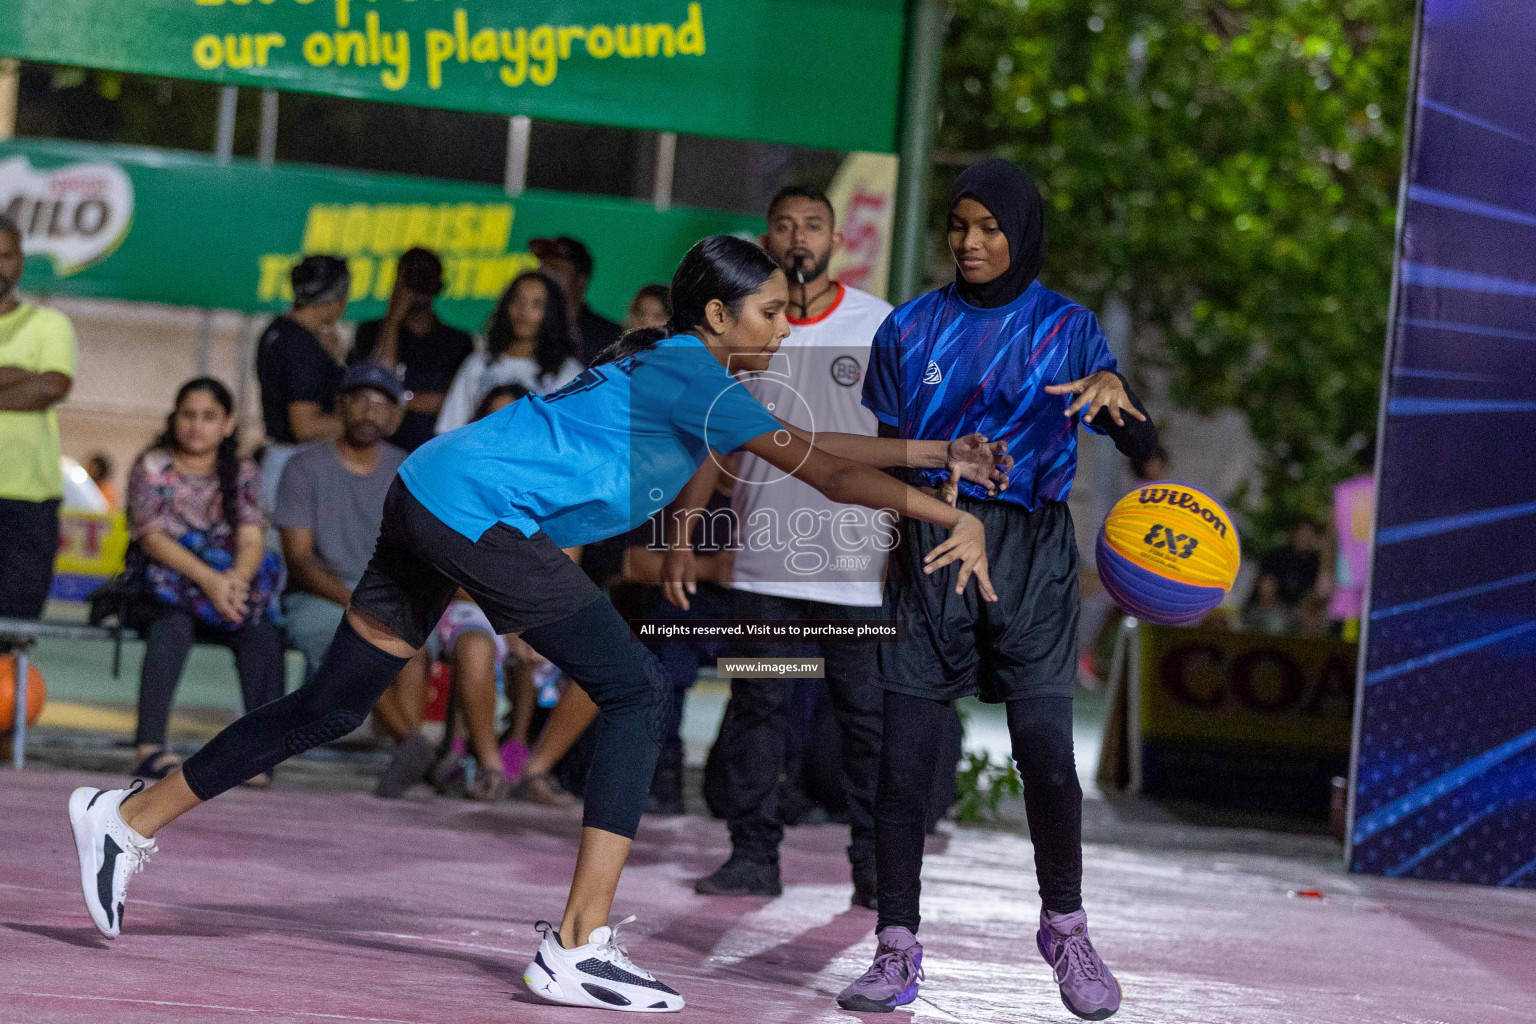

{"left": 729, "top": 283, "right": 894, "bottom": 607}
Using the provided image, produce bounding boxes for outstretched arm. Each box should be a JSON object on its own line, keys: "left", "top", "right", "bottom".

{"left": 739, "top": 429, "right": 998, "bottom": 602}
{"left": 775, "top": 420, "right": 1013, "bottom": 495}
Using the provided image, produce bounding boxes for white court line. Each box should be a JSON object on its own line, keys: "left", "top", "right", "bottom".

{"left": 10, "top": 992, "right": 433, "bottom": 1024}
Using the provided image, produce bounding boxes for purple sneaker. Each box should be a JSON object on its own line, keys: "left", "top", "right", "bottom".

{"left": 837, "top": 926, "right": 924, "bottom": 1013}
{"left": 1036, "top": 908, "right": 1121, "bottom": 1020}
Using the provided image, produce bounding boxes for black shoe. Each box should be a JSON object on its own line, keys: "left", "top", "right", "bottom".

{"left": 851, "top": 859, "right": 878, "bottom": 911}
{"left": 694, "top": 855, "right": 782, "bottom": 897}
{"left": 375, "top": 734, "right": 435, "bottom": 799}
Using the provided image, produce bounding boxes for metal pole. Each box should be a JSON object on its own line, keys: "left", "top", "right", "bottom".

{"left": 12, "top": 646, "right": 29, "bottom": 769}
{"left": 257, "top": 88, "right": 279, "bottom": 167}
{"left": 505, "top": 114, "right": 531, "bottom": 196}
{"left": 652, "top": 131, "right": 677, "bottom": 212}
{"left": 890, "top": 0, "right": 946, "bottom": 303}
{"left": 200, "top": 86, "right": 239, "bottom": 376}
{"left": 0, "top": 58, "right": 19, "bottom": 142}
{"left": 214, "top": 85, "right": 238, "bottom": 165}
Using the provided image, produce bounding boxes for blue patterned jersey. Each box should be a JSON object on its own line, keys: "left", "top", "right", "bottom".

{"left": 862, "top": 280, "right": 1116, "bottom": 510}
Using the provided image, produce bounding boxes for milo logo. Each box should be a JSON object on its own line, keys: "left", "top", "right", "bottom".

{"left": 1137, "top": 486, "right": 1228, "bottom": 538}
{"left": 0, "top": 155, "right": 134, "bottom": 276}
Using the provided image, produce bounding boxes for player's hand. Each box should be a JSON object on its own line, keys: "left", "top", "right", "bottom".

{"left": 944, "top": 433, "right": 1013, "bottom": 504}
{"left": 922, "top": 513, "right": 997, "bottom": 602}
{"left": 662, "top": 546, "right": 698, "bottom": 611}
{"left": 1044, "top": 371, "right": 1145, "bottom": 427}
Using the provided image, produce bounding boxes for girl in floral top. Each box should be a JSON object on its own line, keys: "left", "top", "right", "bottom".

{"left": 127, "top": 378, "right": 284, "bottom": 782}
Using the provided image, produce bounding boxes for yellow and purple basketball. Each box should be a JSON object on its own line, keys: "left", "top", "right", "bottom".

{"left": 1096, "top": 481, "right": 1241, "bottom": 625}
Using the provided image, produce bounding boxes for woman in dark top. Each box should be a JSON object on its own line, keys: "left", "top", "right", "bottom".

{"left": 348, "top": 247, "right": 474, "bottom": 452}
{"left": 254, "top": 255, "right": 349, "bottom": 512}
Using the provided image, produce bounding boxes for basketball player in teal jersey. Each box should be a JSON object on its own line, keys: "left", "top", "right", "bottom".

{"left": 65, "top": 235, "right": 1014, "bottom": 1013}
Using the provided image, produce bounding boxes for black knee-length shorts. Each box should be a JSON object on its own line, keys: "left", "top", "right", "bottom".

{"left": 351, "top": 478, "right": 604, "bottom": 649}
{"left": 877, "top": 496, "right": 1079, "bottom": 704}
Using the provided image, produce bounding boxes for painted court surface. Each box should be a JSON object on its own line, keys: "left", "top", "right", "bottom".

{"left": 2, "top": 767, "right": 1534, "bottom": 1024}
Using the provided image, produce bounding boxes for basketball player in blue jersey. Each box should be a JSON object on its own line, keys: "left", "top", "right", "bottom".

{"left": 836, "top": 160, "right": 1159, "bottom": 1019}
{"left": 65, "top": 236, "right": 1016, "bottom": 1014}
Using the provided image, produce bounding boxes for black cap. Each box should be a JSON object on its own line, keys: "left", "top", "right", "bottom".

{"left": 292, "top": 255, "right": 351, "bottom": 307}
{"left": 529, "top": 236, "right": 594, "bottom": 279}
{"left": 339, "top": 362, "right": 406, "bottom": 403}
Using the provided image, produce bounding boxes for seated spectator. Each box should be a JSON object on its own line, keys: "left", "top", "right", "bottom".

{"left": 127, "top": 378, "right": 284, "bottom": 783}
{"left": 348, "top": 247, "right": 473, "bottom": 452}
{"left": 254, "top": 254, "right": 350, "bottom": 514}
{"left": 434, "top": 271, "right": 582, "bottom": 434}
{"left": 507, "top": 473, "right": 736, "bottom": 812}
{"left": 273, "top": 363, "right": 408, "bottom": 680}
{"left": 0, "top": 213, "right": 77, "bottom": 627}
{"left": 374, "top": 382, "right": 529, "bottom": 802}
{"left": 87, "top": 452, "right": 120, "bottom": 509}
{"left": 530, "top": 235, "right": 622, "bottom": 365}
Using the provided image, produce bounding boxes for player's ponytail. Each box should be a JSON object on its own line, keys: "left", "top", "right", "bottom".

{"left": 594, "top": 235, "right": 780, "bottom": 366}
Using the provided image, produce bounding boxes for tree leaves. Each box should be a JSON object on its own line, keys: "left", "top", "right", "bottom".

{"left": 941, "top": 0, "right": 1412, "bottom": 546}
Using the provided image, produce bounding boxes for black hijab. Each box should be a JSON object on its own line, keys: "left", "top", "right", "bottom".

{"left": 948, "top": 159, "right": 1047, "bottom": 309}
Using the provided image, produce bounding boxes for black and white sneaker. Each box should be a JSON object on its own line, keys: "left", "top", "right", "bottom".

{"left": 523, "top": 916, "right": 684, "bottom": 1012}
{"left": 68, "top": 780, "right": 158, "bottom": 939}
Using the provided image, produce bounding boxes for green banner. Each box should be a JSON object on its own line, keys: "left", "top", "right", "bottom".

{"left": 0, "top": 1, "right": 905, "bottom": 153}
{"left": 0, "top": 136, "right": 760, "bottom": 328}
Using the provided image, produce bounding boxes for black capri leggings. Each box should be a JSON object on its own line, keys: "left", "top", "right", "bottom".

{"left": 182, "top": 479, "right": 672, "bottom": 839}
{"left": 875, "top": 690, "right": 1082, "bottom": 933}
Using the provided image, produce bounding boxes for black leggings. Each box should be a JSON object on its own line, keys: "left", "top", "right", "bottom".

{"left": 181, "top": 598, "right": 669, "bottom": 839}
{"left": 134, "top": 609, "right": 285, "bottom": 748}
{"left": 875, "top": 690, "right": 1082, "bottom": 933}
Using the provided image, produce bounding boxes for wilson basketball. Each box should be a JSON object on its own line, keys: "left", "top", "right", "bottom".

{"left": 1097, "top": 481, "right": 1241, "bottom": 625}
{"left": 0, "top": 655, "right": 47, "bottom": 733}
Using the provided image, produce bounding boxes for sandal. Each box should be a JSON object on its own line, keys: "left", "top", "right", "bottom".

{"left": 465, "top": 768, "right": 509, "bottom": 802}
{"left": 132, "top": 748, "right": 182, "bottom": 781}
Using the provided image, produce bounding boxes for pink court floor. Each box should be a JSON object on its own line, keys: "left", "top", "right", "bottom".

{"left": 3, "top": 767, "right": 1533, "bottom": 1024}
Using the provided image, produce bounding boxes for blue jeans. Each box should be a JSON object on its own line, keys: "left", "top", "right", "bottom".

{"left": 282, "top": 591, "right": 347, "bottom": 682}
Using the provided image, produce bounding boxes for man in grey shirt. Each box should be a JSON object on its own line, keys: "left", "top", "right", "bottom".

{"left": 274, "top": 362, "right": 408, "bottom": 678}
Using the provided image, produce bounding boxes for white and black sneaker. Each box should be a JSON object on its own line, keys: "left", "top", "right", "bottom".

{"left": 523, "top": 916, "right": 684, "bottom": 1012}
{"left": 68, "top": 780, "right": 158, "bottom": 939}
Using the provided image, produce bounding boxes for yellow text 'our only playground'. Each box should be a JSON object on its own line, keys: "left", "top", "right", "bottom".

{"left": 188, "top": 0, "right": 708, "bottom": 92}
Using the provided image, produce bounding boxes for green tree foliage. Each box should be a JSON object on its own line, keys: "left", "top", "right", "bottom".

{"left": 942, "top": 0, "right": 1413, "bottom": 544}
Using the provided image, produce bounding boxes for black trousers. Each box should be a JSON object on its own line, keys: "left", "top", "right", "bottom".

{"left": 875, "top": 690, "right": 1083, "bottom": 934}
{"left": 714, "top": 590, "right": 883, "bottom": 866}
{"left": 134, "top": 608, "right": 287, "bottom": 747}
{"left": 0, "top": 497, "right": 59, "bottom": 621}
{"left": 182, "top": 480, "right": 670, "bottom": 840}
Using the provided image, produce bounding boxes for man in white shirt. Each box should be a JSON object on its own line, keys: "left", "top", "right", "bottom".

{"left": 664, "top": 186, "right": 894, "bottom": 907}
